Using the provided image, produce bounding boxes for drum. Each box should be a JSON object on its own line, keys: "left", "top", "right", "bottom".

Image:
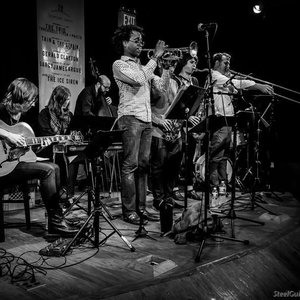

{"left": 195, "top": 154, "right": 233, "bottom": 183}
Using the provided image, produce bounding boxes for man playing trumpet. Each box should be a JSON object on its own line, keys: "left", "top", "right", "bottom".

{"left": 111, "top": 25, "right": 171, "bottom": 225}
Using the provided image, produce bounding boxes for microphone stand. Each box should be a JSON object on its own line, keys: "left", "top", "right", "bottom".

{"left": 195, "top": 30, "right": 249, "bottom": 263}
{"left": 183, "top": 108, "right": 190, "bottom": 210}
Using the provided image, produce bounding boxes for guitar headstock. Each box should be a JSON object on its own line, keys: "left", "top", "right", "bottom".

{"left": 70, "top": 131, "right": 84, "bottom": 144}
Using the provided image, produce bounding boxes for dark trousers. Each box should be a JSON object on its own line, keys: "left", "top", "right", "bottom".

{"left": 150, "top": 136, "right": 183, "bottom": 203}
{"left": 3, "top": 161, "right": 61, "bottom": 211}
{"left": 209, "top": 126, "right": 232, "bottom": 187}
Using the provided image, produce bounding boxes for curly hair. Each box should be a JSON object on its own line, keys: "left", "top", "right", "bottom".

{"left": 173, "top": 52, "right": 199, "bottom": 76}
{"left": 111, "top": 24, "right": 144, "bottom": 55}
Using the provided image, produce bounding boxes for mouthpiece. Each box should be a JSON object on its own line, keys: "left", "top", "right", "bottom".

{"left": 193, "top": 68, "right": 209, "bottom": 73}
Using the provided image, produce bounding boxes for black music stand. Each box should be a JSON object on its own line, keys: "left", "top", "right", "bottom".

{"left": 69, "top": 115, "right": 118, "bottom": 141}
{"left": 248, "top": 98, "right": 281, "bottom": 212}
{"left": 62, "top": 129, "right": 135, "bottom": 255}
{"left": 165, "top": 84, "right": 205, "bottom": 210}
{"left": 66, "top": 115, "right": 121, "bottom": 219}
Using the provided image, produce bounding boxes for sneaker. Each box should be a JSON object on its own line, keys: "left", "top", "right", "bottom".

{"left": 123, "top": 212, "right": 148, "bottom": 225}
{"left": 172, "top": 190, "right": 184, "bottom": 201}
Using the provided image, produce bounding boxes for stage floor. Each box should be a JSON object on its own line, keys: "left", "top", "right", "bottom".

{"left": 1, "top": 189, "right": 300, "bottom": 300}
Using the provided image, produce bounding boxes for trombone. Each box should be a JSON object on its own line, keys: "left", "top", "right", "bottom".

{"left": 230, "top": 69, "right": 300, "bottom": 105}
{"left": 142, "top": 41, "right": 198, "bottom": 63}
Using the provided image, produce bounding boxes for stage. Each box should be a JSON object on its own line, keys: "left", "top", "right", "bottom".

{"left": 0, "top": 189, "right": 300, "bottom": 300}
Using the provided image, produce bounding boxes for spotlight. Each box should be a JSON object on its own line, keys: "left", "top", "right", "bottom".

{"left": 253, "top": 3, "right": 263, "bottom": 14}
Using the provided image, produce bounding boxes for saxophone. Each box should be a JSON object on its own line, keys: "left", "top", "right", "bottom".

{"left": 162, "top": 119, "right": 183, "bottom": 143}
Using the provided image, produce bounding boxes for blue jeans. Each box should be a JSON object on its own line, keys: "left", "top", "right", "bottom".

{"left": 3, "top": 161, "right": 61, "bottom": 210}
{"left": 209, "top": 126, "right": 232, "bottom": 187}
{"left": 117, "top": 115, "right": 152, "bottom": 215}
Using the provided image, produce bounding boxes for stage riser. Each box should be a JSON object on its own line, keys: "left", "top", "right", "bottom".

{"left": 105, "top": 228, "right": 300, "bottom": 299}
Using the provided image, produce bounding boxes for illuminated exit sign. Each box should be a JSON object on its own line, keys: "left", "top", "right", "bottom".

{"left": 118, "top": 7, "right": 136, "bottom": 26}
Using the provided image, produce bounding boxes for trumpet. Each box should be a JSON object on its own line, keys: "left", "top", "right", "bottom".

{"left": 142, "top": 41, "right": 198, "bottom": 62}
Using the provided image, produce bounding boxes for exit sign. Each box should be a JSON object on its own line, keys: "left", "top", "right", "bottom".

{"left": 118, "top": 7, "right": 136, "bottom": 26}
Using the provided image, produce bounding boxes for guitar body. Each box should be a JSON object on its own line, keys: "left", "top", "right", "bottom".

{"left": 0, "top": 121, "right": 37, "bottom": 177}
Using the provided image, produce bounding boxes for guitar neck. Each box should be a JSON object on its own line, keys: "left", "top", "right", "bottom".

{"left": 25, "top": 135, "right": 71, "bottom": 146}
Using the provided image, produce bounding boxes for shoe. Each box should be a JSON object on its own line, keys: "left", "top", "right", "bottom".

{"left": 48, "top": 209, "right": 79, "bottom": 237}
{"left": 143, "top": 209, "right": 160, "bottom": 222}
{"left": 187, "top": 190, "right": 202, "bottom": 200}
{"left": 172, "top": 190, "right": 184, "bottom": 201}
{"left": 153, "top": 200, "right": 165, "bottom": 210}
{"left": 147, "top": 205, "right": 160, "bottom": 214}
{"left": 123, "top": 212, "right": 148, "bottom": 225}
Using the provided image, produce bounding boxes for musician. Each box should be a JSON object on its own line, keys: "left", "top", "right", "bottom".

{"left": 0, "top": 78, "right": 78, "bottom": 236}
{"left": 171, "top": 52, "right": 203, "bottom": 201}
{"left": 202, "top": 52, "right": 274, "bottom": 192}
{"left": 74, "top": 74, "right": 117, "bottom": 117}
{"left": 37, "top": 85, "right": 81, "bottom": 201}
{"left": 111, "top": 24, "right": 170, "bottom": 225}
{"left": 150, "top": 60, "right": 184, "bottom": 211}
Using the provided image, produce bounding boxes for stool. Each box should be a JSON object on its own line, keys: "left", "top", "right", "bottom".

{"left": 0, "top": 179, "right": 37, "bottom": 242}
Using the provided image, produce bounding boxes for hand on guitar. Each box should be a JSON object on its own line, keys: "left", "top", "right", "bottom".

{"left": 5, "top": 131, "right": 27, "bottom": 147}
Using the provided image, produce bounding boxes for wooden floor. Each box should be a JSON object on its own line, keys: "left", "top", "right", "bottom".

{"left": 1, "top": 187, "right": 300, "bottom": 300}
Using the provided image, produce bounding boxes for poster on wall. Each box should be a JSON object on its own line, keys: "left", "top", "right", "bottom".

{"left": 37, "top": 0, "right": 85, "bottom": 113}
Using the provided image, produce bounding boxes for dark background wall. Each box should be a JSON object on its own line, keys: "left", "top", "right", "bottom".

{"left": 1, "top": 0, "right": 299, "bottom": 195}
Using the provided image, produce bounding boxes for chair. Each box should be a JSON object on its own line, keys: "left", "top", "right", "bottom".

{"left": 0, "top": 179, "right": 37, "bottom": 242}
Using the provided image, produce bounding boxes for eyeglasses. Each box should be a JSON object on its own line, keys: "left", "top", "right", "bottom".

{"left": 129, "top": 39, "right": 145, "bottom": 46}
{"left": 102, "top": 85, "right": 110, "bottom": 91}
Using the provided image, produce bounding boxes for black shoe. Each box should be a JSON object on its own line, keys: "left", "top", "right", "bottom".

{"left": 143, "top": 209, "right": 160, "bottom": 222}
{"left": 172, "top": 190, "right": 184, "bottom": 201}
{"left": 48, "top": 210, "right": 79, "bottom": 237}
{"left": 123, "top": 212, "right": 148, "bottom": 225}
{"left": 187, "top": 190, "right": 202, "bottom": 200}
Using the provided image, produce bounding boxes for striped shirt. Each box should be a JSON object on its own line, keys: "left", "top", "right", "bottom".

{"left": 112, "top": 56, "right": 170, "bottom": 122}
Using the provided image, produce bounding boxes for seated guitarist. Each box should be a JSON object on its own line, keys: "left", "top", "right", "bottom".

{"left": 37, "top": 85, "right": 84, "bottom": 202}
{"left": 0, "top": 78, "right": 78, "bottom": 236}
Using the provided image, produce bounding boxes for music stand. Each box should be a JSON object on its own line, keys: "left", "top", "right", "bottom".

{"left": 62, "top": 129, "right": 135, "bottom": 255}
{"left": 165, "top": 84, "right": 205, "bottom": 210}
{"left": 69, "top": 115, "right": 118, "bottom": 141}
{"left": 249, "top": 98, "right": 281, "bottom": 212}
{"left": 66, "top": 115, "right": 121, "bottom": 219}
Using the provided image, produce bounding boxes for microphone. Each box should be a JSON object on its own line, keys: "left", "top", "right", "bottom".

{"left": 197, "top": 23, "right": 217, "bottom": 31}
{"left": 223, "top": 73, "right": 237, "bottom": 88}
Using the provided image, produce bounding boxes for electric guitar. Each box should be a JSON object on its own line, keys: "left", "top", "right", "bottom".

{"left": 0, "top": 120, "right": 83, "bottom": 177}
